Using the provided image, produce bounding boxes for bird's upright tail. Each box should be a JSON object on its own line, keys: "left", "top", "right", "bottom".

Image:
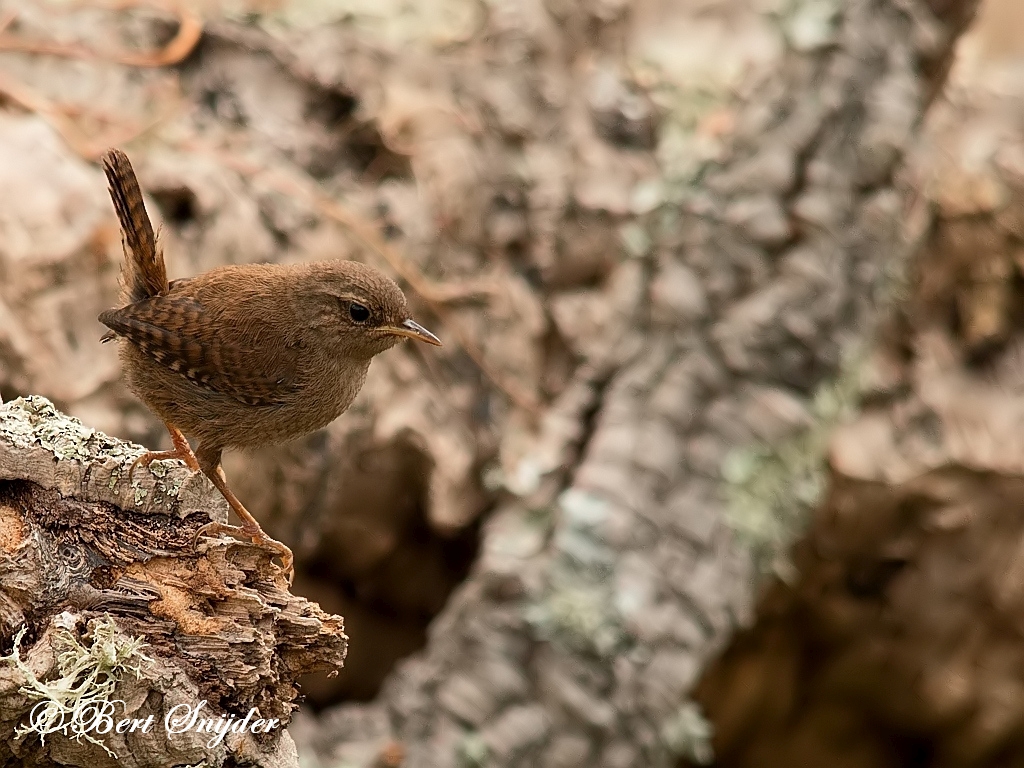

{"left": 101, "top": 148, "right": 167, "bottom": 304}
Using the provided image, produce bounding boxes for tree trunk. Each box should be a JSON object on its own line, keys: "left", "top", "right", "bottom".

{"left": 304, "top": 1, "right": 982, "bottom": 766}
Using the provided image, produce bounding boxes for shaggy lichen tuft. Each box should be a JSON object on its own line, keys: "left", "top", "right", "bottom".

{"left": 2, "top": 614, "right": 152, "bottom": 757}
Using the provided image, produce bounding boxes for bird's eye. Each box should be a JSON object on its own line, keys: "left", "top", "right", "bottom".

{"left": 349, "top": 302, "right": 371, "bottom": 323}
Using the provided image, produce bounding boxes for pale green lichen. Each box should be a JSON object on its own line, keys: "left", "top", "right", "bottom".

{"left": 457, "top": 731, "right": 488, "bottom": 768}
{"left": 644, "top": 70, "right": 735, "bottom": 196}
{"left": 137, "top": 459, "right": 188, "bottom": 503}
{"left": 775, "top": 0, "right": 841, "bottom": 52}
{"left": 528, "top": 490, "right": 627, "bottom": 657}
{"left": 161, "top": 474, "right": 185, "bottom": 497}
{"left": 619, "top": 222, "right": 653, "bottom": 258}
{"left": 529, "top": 581, "right": 625, "bottom": 658}
{"left": 722, "top": 351, "right": 864, "bottom": 576}
{"left": 3, "top": 615, "right": 152, "bottom": 758}
{"left": 149, "top": 461, "right": 186, "bottom": 498}
{"left": 1, "top": 396, "right": 141, "bottom": 465}
{"left": 661, "top": 701, "right": 714, "bottom": 765}
{"left": 2, "top": 396, "right": 194, "bottom": 505}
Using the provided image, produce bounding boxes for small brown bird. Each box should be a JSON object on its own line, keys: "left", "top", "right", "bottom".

{"left": 98, "top": 148, "right": 440, "bottom": 581}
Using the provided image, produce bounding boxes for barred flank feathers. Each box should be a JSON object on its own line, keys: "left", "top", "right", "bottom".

{"left": 101, "top": 148, "right": 167, "bottom": 303}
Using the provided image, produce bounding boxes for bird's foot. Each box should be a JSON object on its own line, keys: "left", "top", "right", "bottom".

{"left": 128, "top": 422, "right": 200, "bottom": 483}
{"left": 127, "top": 446, "right": 201, "bottom": 484}
{"left": 195, "top": 520, "right": 294, "bottom": 585}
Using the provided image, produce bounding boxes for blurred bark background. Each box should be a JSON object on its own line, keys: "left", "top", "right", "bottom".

{"left": 3, "top": 0, "right": 1024, "bottom": 766}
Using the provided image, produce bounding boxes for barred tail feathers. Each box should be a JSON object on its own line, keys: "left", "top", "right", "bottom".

{"left": 101, "top": 148, "right": 167, "bottom": 303}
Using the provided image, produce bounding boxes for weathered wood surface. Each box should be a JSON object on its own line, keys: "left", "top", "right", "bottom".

{"left": 0, "top": 396, "right": 347, "bottom": 768}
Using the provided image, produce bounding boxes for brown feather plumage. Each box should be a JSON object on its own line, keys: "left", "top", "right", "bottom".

{"left": 96, "top": 148, "right": 441, "bottom": 581}
{"left": 98, "top": 286, "right": 301, "bottom": 407}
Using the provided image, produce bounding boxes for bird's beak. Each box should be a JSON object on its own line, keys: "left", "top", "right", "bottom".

{"left": 383, "top": 318, "right": 442, "bottom": 346}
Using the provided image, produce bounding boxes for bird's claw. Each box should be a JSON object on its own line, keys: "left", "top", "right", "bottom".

{"left": 127, "top": 447, "right": 200, "bottom": 484}
{"left": 194, "top": 520, "right": 294, "bottom": 585}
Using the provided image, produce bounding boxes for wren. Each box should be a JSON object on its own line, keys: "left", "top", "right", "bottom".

{"left": 98, "top": 148, "right": 441, "bottom": 581}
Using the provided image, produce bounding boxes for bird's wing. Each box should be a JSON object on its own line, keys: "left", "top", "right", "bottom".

{"left": 99, "top": 292, "right": 302, "bottom": 406}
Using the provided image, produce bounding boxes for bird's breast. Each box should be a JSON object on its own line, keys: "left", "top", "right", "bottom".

{"left": 289, "top": 357, "right": 371, "bottom": 429}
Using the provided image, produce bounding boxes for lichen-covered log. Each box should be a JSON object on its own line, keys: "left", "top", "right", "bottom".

{"left": 0, "top": 396, "right": 347, "bottom": 768}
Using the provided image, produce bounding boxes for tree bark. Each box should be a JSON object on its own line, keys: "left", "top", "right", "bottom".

{"left": 689, "top": 73, "right": 1024, "bottom": 766}
{"left": 303, "top": 1, "right": 982, "bottom": 766}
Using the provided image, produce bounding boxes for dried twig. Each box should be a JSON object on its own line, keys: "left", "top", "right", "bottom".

{"left": 0, "top": 71, "right": 178, "bottom": 159}
{"left": 0, "top": 0, "right": 194, "bottom": 159}
{"left": 0, "top": 0, "right": 203, "bottom": 67}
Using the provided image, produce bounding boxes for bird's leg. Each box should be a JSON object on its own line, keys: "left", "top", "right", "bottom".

{"left": 194, "top": 445, "right": 294, "bottom": 583}
{"left": 128, "top": 421, "right": 200, "bottom": 483}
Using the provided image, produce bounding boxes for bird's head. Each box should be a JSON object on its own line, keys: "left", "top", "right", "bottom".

{"left": 307, "top": 261, "right": 441, "bottom": 360}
